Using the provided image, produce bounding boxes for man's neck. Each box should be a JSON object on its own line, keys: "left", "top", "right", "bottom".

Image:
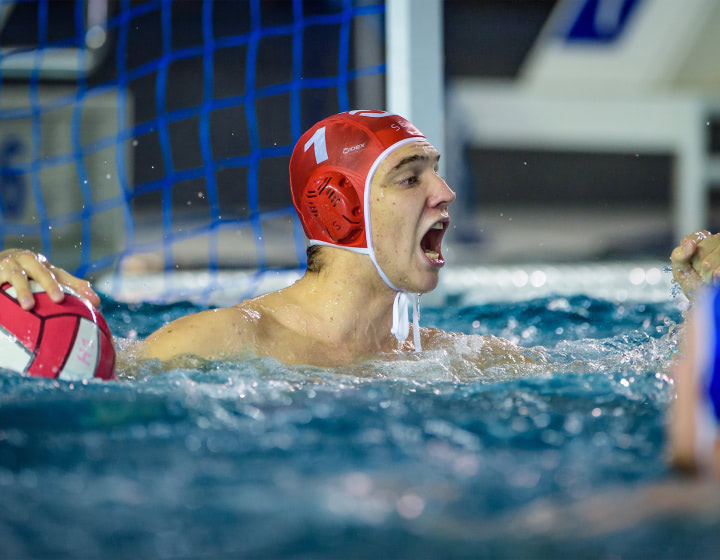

{"left": 281, "top": 250, "right": 401, "bottom": 352}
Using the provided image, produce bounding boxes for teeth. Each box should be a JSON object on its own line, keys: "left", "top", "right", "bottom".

{"left": 424, "top": 250, "right": 439, "bottom": 260}
{"left": 431, "top": 222, "right": 444, "bottom": 230}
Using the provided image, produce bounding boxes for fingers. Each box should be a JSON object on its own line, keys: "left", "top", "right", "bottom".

{"left": 0, "top": 255, "right": 33, "bottom": 310}
{"left": 0, "top": 249, "right": 100, "bottom": 310}
{"left": 52, "top": 267, "right": 101, "bottom": 306}
{"left": 692, "top": 235, "right": 720, "bottom": 284}
{"left": 671, "top": 252, "right": 703, "bottom": 301}
{"left": 670, "top": 231, "right": 720, "bottom": 301}
{"left": 24, "top": 252, "right": 67, "bottom": 302}
{"left": 671, "top": 234, "right": 706, "bottom": 300}
{"left": 671, "top": 230, "right": 712, "bottom": 265}
{"left": 0, "top": 250, "right": 62, "bottom": 309}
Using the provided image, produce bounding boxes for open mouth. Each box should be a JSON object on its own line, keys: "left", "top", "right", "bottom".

{"left": 420, "top": 220, "right": 448, "bottom": 265}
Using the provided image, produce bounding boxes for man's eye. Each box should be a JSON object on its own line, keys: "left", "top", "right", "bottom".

{"left": 400, "top": 175, "right": 418, "bottom": 186}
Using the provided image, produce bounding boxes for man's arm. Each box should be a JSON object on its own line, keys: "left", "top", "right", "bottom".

{"left": 669, "top": 304, "right": 704, "bottom": 473}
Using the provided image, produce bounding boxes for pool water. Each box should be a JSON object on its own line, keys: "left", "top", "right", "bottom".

{"left": 1, "top": 293, "right": 719, "bottom": 558}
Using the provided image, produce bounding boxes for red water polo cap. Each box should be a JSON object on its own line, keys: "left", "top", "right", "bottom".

{"left": 290, "top": 110, "right": 426, "bottom": 251}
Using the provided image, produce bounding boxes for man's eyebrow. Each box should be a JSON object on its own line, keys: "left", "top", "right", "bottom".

{"left": 390, "top": 153, "right": 440, "bottom": 172}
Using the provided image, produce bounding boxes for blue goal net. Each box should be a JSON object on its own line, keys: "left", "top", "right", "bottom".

{"left": 0, "top": 0, "right": 385, "bottom": 301}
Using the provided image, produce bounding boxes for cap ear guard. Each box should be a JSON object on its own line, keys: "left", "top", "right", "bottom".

{"left": 303, "top": 171, "right": 363, "bottom": 245}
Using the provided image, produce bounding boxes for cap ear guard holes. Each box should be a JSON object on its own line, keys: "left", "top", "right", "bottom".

{"left": 303, "top": 172, "right": 363, "bottom": 244}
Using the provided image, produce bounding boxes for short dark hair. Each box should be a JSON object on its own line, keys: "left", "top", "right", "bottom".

{"left": 306, "top": 245, "right": 326, "bottom": 273}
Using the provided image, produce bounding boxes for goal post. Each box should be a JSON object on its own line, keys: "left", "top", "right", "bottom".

{"left": 386, "top": 0, "right": 444, "bottom": 175}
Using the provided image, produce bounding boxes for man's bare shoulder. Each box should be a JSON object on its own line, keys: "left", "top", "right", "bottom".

{"left": 143, "top": 303, "right": 260, "bottom": 362}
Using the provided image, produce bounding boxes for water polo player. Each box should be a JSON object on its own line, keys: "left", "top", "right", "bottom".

{"left": 1, "top": 112, "right": 719, "bottom": 369}
{"left": 140, "top": 109, "right": 473, "bottom": 366}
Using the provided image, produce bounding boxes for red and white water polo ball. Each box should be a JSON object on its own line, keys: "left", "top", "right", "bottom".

{"left": 0, "top": 281, "right": 116, "bottom": 380}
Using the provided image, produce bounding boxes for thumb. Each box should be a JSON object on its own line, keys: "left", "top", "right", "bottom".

{"left": 53, "top": 268, "right": 101, "bottom": 306}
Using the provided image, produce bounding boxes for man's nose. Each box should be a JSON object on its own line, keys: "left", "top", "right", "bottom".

{"left": 428, "top": 174, "right": 456, "bottom": 207}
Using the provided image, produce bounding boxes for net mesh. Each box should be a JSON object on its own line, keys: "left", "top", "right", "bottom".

{"left": 0, "top": 0, "right": 385, "bottom": 301}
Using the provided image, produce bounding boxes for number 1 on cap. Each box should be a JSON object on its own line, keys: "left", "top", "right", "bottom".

{"left": 305, "top": 126, "right": 328, "bottom": 164}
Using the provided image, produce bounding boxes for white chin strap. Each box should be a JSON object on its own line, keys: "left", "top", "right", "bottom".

{"left": 391, "top": 291, "right": 422, "bottom": 352}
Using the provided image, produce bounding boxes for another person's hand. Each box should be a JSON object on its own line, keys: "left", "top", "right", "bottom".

{"left": 671, "top": 231, "right": 720, "bottom": 300}
{"left": 0, "top": 249, "right": 100, "bottom": 310}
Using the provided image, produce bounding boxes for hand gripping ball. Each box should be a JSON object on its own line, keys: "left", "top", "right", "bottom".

{"left": 0, "top": 281, "right": 116, "bottom": 380}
